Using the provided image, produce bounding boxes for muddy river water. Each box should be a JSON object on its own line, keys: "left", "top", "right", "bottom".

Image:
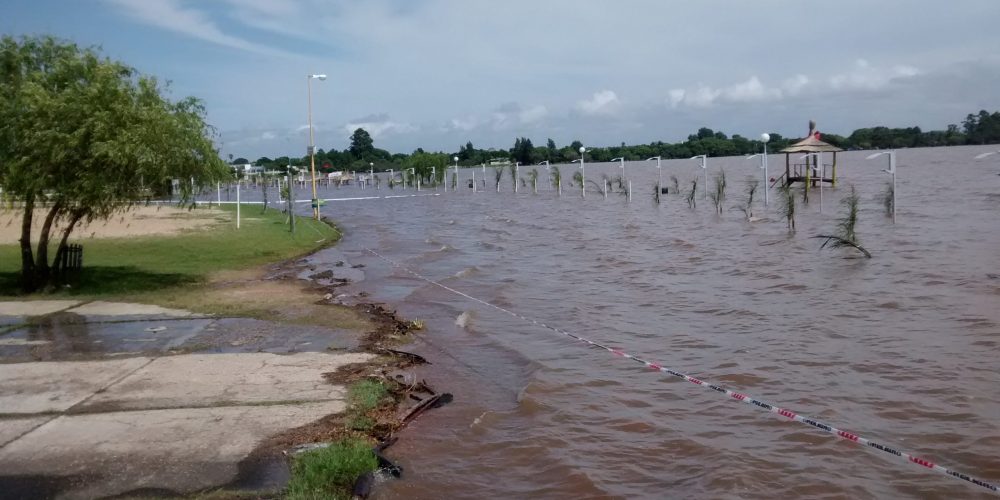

{"left": 280, "top": 145, "right": 999, "bottom": 498}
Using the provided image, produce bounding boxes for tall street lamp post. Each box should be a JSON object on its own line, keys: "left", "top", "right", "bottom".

{"left": 307, "top": 74, "right": 326, "bottom": 220}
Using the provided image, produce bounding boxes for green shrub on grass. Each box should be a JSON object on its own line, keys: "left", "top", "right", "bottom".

{"left": 349, "top": 380, "right": 388, "bottom": 412}
{"left": 347, "top": 414, "right": 374, "bottom": 432}
{"left": 286, "top": 438, "right": 377, "bottom": 500}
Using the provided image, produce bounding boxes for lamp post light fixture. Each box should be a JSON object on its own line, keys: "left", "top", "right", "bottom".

{"left": 691, "top": 155, "right": 708, "bottom": 199}
{"left": 452, "top": 156, "right": 459, "bottom": 192}
{"left": 579, "top": 146, "right": 587, "bottom": 198}
{"left": 646, "top": 156, "right": 662, "bottom": 193}
{"left": 369, "top": 162, "right": 374, "bottom": 190}
{"left": 867, "top": 150, "right": 897, "bottom": 223}
{"left": 537, "top": 160, "right": 550, "bottom": 189}
{"left": 306, "top": 74, "right": 326, "bottom": 220}
{"left": 611, "top": 157, "right": 626, "bottom": 184}
{"left": 514, "top": 162, "right": 520, "bottom": 193}
{"left": 974, "top": 150, "right": 1000, "bottom": 160}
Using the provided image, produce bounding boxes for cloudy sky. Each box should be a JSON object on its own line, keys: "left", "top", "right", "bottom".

{"left": 4, "top": 0, "right": 999, "bottom": 159}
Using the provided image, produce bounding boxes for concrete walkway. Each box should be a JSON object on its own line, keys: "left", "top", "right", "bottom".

{"left": 0, "top": 301, "right": 370, "bottom": 499}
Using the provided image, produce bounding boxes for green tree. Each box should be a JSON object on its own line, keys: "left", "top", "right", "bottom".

{"left": 348, "top": 127, "right": 374, "bottom": 159}
{"left": 0, "top": 35, "right": 228, "bottom": 292}
{"left": 511, "top": 137, "right": 534, "bottom": 165}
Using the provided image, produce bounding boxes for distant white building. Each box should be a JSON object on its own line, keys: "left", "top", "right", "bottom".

{"left": 231, "top": 163, "right": 263, "bottom": 175}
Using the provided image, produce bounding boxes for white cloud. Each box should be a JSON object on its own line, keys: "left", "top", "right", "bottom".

{"left": 451, "top": 102, "right": 548, "bottom": 132}
{"left": 669, "top": 62, "right": 920, "bottom": 109}
{"left": 518, "top": 105, "right": 548, "bottom": 124}
{"left": 829, "top": 59, "right": 921, "bottom": 91}
{"left": 577, "top": 90, "right": 620, "bottom": 115}
{"left": 668, "top": 89, "right": 686, "bottom": 107}
{"left": 260, "top": 131, "right": 276, "bottom": 140}
{"left": 669, "top": 76, "right": 784, "bottom": 108}
{"left": 782, "top": 74, "right": 810, "bottom": 95}
{"left": 723, "top": 76, "right": 782, "bottom": 102}
{"left": 343, "top": 114, "right": 416, "bottom": 138}
{"left": 104, "top": 0, "right": 292, "bottom": 57}
{"left": 449, "top": 116, "right": 479, "bottom": 131}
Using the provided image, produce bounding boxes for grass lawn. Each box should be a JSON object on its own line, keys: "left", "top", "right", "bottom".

{"left": 0, "top": 204, "right": 340, "bottom": 297}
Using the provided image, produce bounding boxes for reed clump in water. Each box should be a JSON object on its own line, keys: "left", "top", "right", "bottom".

{"left": 686, "top": 178, "right": 698, "bottom": 209}
{"left": 815, "top": 184, "right": 871, "bottom": 258}
{"left": 734, "top": 178, "right": 758, "bottom": 221}
{"left": 494, "top": 166, "right": 504, "bottom": 191}
{"left": 779, "top": 183, "right": 795, "bottom": 231}
{"left": 708, "top": 170, "right": 727, "bottom": 214}
{"left": 550, "top": 166, "right": 562, "bottom": 193}
{"left": 670, "top": 175, "right": 680, "bottom": 195}
{"left": 528, "top": 168, "right": 539, "bottom": 193}
{"left": 652, "top": 183, "right": 661, "bottom": 204}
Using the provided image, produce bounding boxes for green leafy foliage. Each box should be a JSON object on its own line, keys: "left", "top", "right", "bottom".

{"left": 0, "top": 35, "right": 228, "bottom": 291}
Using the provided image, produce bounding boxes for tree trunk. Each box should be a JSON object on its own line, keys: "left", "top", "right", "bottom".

{"left": 52, "top": 210, "right": 85, "bottom": 279}
{"left": 261, "top": 178, "right": 269, "bottom": 213}
{"left": 19, "top": 194, "right": 36, "bottom": 292}
{"left": 34, "top": 201, "right": 63, "bottom": 287}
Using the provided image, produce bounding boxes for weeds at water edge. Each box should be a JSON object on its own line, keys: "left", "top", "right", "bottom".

{"left": 285, "top": 438, "right": 378, "bottom": 500}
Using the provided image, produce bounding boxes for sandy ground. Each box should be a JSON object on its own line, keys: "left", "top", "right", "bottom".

{"left": 0, "top": 205, "right": 227, "bottom": 245}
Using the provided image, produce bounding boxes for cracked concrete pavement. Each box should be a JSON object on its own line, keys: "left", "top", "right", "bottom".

{"left": 0, "top": 300, "right": 372, "bottom": 499}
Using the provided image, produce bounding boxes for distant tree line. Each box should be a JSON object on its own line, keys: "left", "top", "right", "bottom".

{"left": 236, "top": 109, "right": 1000, "bottom": 178}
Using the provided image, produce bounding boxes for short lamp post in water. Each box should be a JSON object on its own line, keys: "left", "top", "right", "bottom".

{"left": 867, "top": 150, "right": 897, "bottom": 223}
{"left": 691, "top": 155, "right": 708, "bottom": 199}
{"left": 646, "top": 156, "right": 662, "bottom": 193}
{"left": 760, "top": 133, "right": 770, "bottom": 205}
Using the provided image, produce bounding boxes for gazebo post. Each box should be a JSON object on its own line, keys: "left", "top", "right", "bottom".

{"left": 805, "top": 154, "right": 811, "bottom": 191}
{"left": 785, "top": 153, "right": 790, "bottom": 186}
{"left": 831, "top": 152, "right": 838, "bottom": 186}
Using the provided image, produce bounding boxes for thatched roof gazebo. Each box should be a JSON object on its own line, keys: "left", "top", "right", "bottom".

{"left": 780, "top": 120, "right": 843, "bottom": 189}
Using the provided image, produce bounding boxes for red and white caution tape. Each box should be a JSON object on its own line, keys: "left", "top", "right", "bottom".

{"left": 365, "top": 247, "right": 999, "bottom": 495}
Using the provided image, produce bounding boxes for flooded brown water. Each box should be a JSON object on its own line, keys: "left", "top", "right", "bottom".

{"left": 312, "top": 146, "right": 1000, "bottom": 498}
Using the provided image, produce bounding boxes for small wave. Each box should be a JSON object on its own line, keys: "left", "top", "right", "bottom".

{"left": 455, "top": 266, "right": 478, "bottom": 278}
{"left": 456, "top": 311, "right": 473, "bottom": 328}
